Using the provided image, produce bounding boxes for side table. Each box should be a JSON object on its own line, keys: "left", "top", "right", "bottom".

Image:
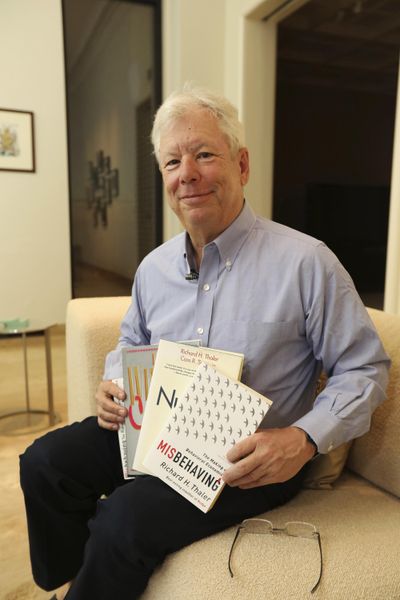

{"left": 0, "top": 322, "right": 59, "bottom": 427}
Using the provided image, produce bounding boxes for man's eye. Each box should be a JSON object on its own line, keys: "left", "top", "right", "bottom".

{"left": 164, "top": 159, "right": 180, "bottom": 170}
{"left": 197, "top": 152, "right": 213, "bottom": 160}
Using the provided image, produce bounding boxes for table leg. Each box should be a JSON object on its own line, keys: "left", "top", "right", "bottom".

{"left": 0, "top": 326, "right": 59, "bottom": 430}
{"left": 22, "top": 332, "right": 31, "bottom": 412}
{"left": 44, "top": 327, "right": 55, "bottom": 425}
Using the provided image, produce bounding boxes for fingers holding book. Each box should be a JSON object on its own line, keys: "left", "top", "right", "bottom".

{"left": 96, "top": 379, "right": 127, "bottom": 431}
{"left": 222, "top": 427, "right": 313, "bottom": 489}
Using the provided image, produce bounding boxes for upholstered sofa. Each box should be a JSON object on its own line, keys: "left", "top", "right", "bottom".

{"left": 66, "top": 297, "right": 400, "bottom": 599}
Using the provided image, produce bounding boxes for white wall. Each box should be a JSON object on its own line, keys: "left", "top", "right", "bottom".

{"left": 162, "top": 0, "right": 227, "bottom": 239}
{"left": 0, "top": 0, "right": 71, "bottom": 324}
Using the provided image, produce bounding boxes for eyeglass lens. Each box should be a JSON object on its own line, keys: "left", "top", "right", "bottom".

{"left": 242, "top": 519, "right": 317, "bottom": 539}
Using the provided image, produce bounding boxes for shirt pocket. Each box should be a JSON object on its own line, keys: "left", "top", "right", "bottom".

{"left": 212, "top": 319, "right": 299, "bottom": 356}
{"left": 215, "top": 319, "right": 303, "bottom": 388}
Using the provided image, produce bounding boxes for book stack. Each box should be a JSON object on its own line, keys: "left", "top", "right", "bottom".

{"left": 114, "top": 339, "right": 272, "bottom": 512}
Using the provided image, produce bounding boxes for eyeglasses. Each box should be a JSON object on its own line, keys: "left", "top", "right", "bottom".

{"left": 228, "top": 518, "right": 323, "bottom": 594}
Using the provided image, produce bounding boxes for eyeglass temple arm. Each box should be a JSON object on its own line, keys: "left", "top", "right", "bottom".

{"left": 228, "top": 527, "right": 242, "bottom": 577}
{"left": 311, "top": 532, "right": 323, "bottom": 594}
{"left": 228, "top": 525, "right": 323, "bottom": 592}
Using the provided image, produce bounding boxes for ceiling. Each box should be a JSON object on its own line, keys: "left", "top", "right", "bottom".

{"left": 277, "top": 0, "right": 400, "bottom": 94}
{"left": 63, "top": 0, "right": 109, "bottom": 71}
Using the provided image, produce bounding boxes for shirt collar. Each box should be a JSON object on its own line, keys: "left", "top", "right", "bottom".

{"left": 183, "top": 200, "right": 257, "bottom": 273}
{"left": 212, "top": 200, "right": 256, "bottom": 268}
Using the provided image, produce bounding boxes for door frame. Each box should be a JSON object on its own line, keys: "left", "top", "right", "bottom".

{"left": 384, "top": 61, "right": 400, "bottom": 313}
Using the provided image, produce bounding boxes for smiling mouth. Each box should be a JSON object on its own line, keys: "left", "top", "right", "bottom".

{"left": 180, "top": 191, "right": 212, "bottom": 200}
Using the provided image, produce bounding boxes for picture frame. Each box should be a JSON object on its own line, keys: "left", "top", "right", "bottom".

{"left": 0, "top": 108, "right": 35, "bottom": 172}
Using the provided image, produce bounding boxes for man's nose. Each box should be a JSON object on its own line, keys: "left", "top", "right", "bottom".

{"left": 179, "top": 156, "right": 199, "bottom": 183}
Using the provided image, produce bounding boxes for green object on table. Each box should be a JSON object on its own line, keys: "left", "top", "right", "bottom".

{"left": 0, "top": 318, "right": 30, "bottom": 331}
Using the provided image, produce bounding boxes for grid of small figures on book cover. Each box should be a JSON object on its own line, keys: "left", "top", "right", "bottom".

{"left": 166, "top": 362, "right": 267, "bottom": 448}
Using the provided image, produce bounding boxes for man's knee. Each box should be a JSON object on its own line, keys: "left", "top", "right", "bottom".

{"left": 20, "top": 424, "right": 82, "bottom": 495}
{"left": 20, "top": 433, "right": 52, "bottom": 493}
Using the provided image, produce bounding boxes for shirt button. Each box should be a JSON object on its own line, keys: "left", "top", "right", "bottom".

{"left": 203, "top": 283, "right": 210, "bottom": 292}
{"left": 225, "top": 260, "right": 232, "bottom": 271}
{"left": 197, "top": 327, "right": 204, "bottom": 335}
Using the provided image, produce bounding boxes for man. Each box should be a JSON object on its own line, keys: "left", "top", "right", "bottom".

{"left": 20, "top": 86, "right": 390, "bottom": 600}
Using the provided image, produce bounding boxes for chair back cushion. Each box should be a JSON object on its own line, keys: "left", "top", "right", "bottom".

{"left": 66, "top": 296, "right": 131, "bottom": 423}
{"left": 347, "top": 308, "right": 400, "bottom": 498}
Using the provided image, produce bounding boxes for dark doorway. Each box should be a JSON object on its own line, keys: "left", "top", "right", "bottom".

{"left": 63, "top": 0, "right": 162, "bottom": 298}
{"left": 273, "top": 0, "right": 399, "bottom": 308}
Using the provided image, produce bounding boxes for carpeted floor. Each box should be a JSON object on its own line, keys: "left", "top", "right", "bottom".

{"left": 0, "top": 329, "right": 68, "bottom": 600}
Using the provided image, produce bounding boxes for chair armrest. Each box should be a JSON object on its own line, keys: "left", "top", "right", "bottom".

{"left": 66, "top": 296, "right": 131, "bottom": 423}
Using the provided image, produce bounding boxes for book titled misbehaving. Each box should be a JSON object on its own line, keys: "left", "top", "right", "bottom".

{"left": 143, "top": 362, "right": 272, "bottom": 513}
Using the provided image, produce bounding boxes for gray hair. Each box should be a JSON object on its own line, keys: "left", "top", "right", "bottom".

{"left": 151, "top": 83, "right": 245, "bottom": 163}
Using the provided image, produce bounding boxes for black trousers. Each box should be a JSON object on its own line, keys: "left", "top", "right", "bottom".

{"left": 20, "top": 417, "right": 306, "bottom": 599}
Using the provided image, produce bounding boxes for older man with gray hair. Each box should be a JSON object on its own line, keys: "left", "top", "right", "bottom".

{"left": 20, "top": 85, "right": 389, "bottom": 600}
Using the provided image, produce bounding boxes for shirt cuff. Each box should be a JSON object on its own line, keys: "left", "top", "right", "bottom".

{"left": 292, "top": 405, "right": 346, "bottom": 454}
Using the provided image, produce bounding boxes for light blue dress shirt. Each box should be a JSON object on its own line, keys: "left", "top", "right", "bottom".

{"left": 104, "top": 202, "right": 390, "bottom": 454}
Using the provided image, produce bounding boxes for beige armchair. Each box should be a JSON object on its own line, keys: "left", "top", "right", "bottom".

{"left": 66, "top": 298, "right": 400, "bottom": 599}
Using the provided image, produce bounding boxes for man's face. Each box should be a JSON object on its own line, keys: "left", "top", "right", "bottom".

{"left": 158, "top": 108, "right": 249, "bottom": 242}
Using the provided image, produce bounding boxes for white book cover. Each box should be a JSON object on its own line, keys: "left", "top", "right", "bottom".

{"left": 133, "top": 340, "right": 244, "bottom": 474}
{"left": 143, "top": 362, "right": 272, "bottom": 513}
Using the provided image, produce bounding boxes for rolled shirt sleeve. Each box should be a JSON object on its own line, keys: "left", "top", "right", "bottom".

{"left": 292, "top": 247, "right": 390, "bottom": 453}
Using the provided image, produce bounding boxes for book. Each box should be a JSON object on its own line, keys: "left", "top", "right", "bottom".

{"left": 133, "top": 339, "right": 245, "bottom": 474}
{"left": 143, "top": 361, "right": 272, "bottom": 512}
{"left": 112, "top": 345, "right": 158, "bottom": 478}
{"left": 121, "top": 345, "right": 158, "bottom": 477}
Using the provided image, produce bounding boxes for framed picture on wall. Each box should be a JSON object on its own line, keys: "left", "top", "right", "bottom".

{"left": 0, "top": 108, "right": 35, "bottom": 172}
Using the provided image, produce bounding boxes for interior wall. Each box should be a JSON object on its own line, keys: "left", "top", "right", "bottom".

{"left": 162, "top": 0, "right": 227, "bottom": 239}
{"left": 0, "top": 0, "right": 71, "bottom": 324}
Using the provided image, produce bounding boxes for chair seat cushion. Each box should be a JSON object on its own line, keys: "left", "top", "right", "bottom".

{"left": 141, "top": 472, "right": 400, "bottom": 600}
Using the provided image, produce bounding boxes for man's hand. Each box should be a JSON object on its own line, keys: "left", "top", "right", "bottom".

{"left": 222, "top": 427, "right": 316, "bottom": 489}
{"left": 96, "top": 380, "right": 127, "bottom": 431}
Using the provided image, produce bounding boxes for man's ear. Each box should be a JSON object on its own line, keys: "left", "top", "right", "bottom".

{"left": 238, "top": 148, "right": 250, "bottom": 186}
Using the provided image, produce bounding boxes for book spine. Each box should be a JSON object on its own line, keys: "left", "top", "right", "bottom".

{"left": 113, "top": 378, "right": 132, "bottom": 480}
